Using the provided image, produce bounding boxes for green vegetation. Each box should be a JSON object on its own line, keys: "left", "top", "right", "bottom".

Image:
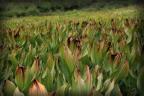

{"left": 0, "top": 0, "right": 144, "bottom": 96}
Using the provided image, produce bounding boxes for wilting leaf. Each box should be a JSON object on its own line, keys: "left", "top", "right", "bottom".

{"left": 96, "top": 73, "right": 103, "bottom": 91}
{"left": 102, "top": 78, "right": 111, "bottom": 91}
{"left": 105, "top": 79, "right": 115, "bottom": 96}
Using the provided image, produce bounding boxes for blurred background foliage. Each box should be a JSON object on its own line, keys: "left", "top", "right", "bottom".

{"left": 0, "top": 0, "right": 143, "bottom": 18}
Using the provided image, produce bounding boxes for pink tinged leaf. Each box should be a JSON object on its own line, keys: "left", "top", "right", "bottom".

{"left": 29, "top": 80, "right": 48, "bottom": 96}
{"left": 85, "top": 65, "right": 92, "bottom": 85}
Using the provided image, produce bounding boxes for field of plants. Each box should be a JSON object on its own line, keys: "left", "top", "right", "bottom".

{"left": 0, "top": 1, "right": 144, "bottom": 96}
{"left": 0, "top": 17, "right": 144, "bottom": 96}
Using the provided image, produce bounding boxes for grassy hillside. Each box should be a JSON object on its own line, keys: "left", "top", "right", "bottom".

{"left": 2, "top": 3, "right": 143, "bottom": 28}
{"left": 0, "top": 0, "right": 143, "bottom": 19}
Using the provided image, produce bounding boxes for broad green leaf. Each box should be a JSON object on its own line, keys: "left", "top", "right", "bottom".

{"left": 15, "top": 66, "right": 25, "bottom": 91}
{"left": 3, "top": 80, "right": 16, "bottom": 96}
{"left": 59, "top": 45, "right": 76, "bottom": 75}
